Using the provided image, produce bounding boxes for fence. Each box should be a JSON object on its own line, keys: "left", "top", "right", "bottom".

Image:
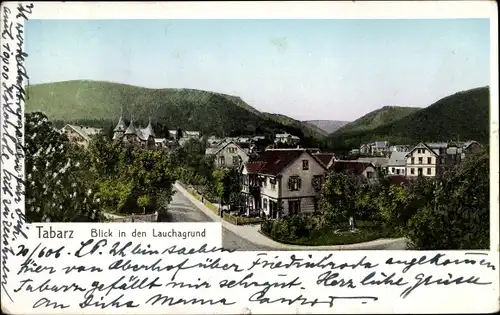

{"left": 104, "top": 212, "right": 158, "bottom": 222}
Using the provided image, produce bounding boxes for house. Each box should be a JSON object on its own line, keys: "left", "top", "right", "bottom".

{"left": 387, "top": 151, "right": 409, "bottom": 176}
{"left": 241, "top": 148, "right": 327, "bottom": 218}
{"left": 205, "top": 140, "right": 251, "bottom": 169}
{"left": 405, "top": 143, "right": 442, "bottom": 177}
{"left": 168, "top": 130, "right": 201, "bottom": 141}
{"left": 356, "top": 157, "right": 389, "bottom": 171}
{"left": 61, "top": 124, "right": 103, "bottom": 148}
{"left": 274, "top": 133, "right": 301, "bottom": 146}
{"left": 360, "top": 144, "right": 371, "bottom": 154}
{"left": 113, "top": 116, "right": 157, "bottom": 149}
{"left": 349, "top": 148, "right": 360, "bottom": 155}
{"left": 389, "top": 145, "right": 411, "bottom": 152}
{"left": 331, "top": 160, "right": 378, "bottom": 180}
{"left": 313, "top": 152, "right": 338, "bottom": 169}
{"left": 370, "top": 141, "right": 389, "bottom": 155}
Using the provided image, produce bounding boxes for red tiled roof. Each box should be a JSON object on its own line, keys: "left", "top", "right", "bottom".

{"left": 388, "top": 175, "right": 410, "bottom": 186}
{"left": 332, "top": 160, "right": 373, "bottom": 175}
{"left": 245, "top": 161, "right": 266, "bottom": 173}
{"left": 244, "top": 149, "right": 309, "bottom": 176}
{"left": 313, "top": 153, "right": 336, "bottom": 168}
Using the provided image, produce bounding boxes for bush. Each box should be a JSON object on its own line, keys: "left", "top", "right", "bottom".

{"left": 406, "top": 151, "right": 489, "bottom": 250}
{"left": 260, "top": 217, "right": 393, "bottom": 246}
{"left": 25, "top": 112, "right": 102, "bottom": 222}
{"left": 223, "top": 213, "right": 264, "bottom": 225}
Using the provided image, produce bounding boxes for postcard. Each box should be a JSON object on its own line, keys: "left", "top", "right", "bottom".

{"left": 0, "top": 1, "right": 499, "bottom": 314}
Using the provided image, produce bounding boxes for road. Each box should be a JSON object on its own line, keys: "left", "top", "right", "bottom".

{"left": 162, "top": 189, "right": 275, "bottom": 251}
{"left": 163, "top": 188, "right": 406, "bottom": 251}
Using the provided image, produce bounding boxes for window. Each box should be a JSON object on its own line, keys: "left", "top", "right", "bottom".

{"left": 410, "top": 168, "right": 415, "bottom": 175}
{"left": 396, "top": 169, "right": 400, "bottom": 175}
{"left": 366, "top": 172, "right": 374, "bottom": 179}
{"left": 411, "top": 157, "right": 415, "bottom": 164}
{"left": 391, "top": 167, "right": 395, "bottom": 173}
{"left": 232, "top": 156, "right": 240, "bottom": 165}
{"left": 417, "top": 149, "right": 420, "bottom": 154}
{"left": 418, "top": 157, "right": 423, "bottom": 164}
{"left": 271, "top": 183, "right": 276, "bottom": 190}
{"left": 263, "top": 198, "right": 268, "bottom": 210}
{"left": 418, "top": 168, "right": 423, "bottom": 176}
{"left": 263, "top": 177, "right": 267, "bottom": 188}
{"left": 427, "top": 157, "right": 432, "bottom": 164}
{"left": 288, "top": 200, "right": 301, "bottom": 216}
{"left": 288, "top": 176, "right": 301, "bottom": 191}
{"left": 227, "top": 147, "right": 236, "bottom": 153}
{"left": 302, "top": 160, "right": 309, "bottom": 170}
{"left": 426, "top": 168, "right": 431, "bottom": 175}
{"left": 218, "top": 156, "right": 225, "bottom": 165}
{"left": 312, "top": 175, "right": 323, "bottom": 191}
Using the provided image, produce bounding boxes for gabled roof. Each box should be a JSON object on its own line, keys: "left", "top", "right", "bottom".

{"left": 210, "top": 140, "right": 248, "bottom": 156}
{"left": 356, "top": 157, "right": 389, "bottom": 167}
{"left": 388, "top": 151, "right": 409, "bottom": 166}
{"left": 62, "top": 124, "right": 102, "bottom": 142}
{"left": 244, "top": 149, "right": 326, "bottom": 176}
{"left": 332, "top": 160, "right": 375, "bottom": 175}
{"left": 406, "top": 142, "right": 439, "bottom": 157}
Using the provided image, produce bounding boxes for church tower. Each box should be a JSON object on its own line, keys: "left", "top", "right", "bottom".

{"left": 113, "top": 107, "right": 127, "bottom": 140}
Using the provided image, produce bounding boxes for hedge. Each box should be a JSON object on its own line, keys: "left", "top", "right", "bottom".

{"left": 223, "top": 213, "right": 265, "bottom": 225}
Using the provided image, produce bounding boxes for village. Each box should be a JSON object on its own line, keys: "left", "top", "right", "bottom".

{"left": 59, "top": 109, "right": 483, "bottom": 222}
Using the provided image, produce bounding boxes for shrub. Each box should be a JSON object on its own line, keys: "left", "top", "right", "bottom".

{"left": 25, "top": 112, "right": 102, "bottom": 222}
{"left": 406, "top": 151, "right": 489, "bottom": 250}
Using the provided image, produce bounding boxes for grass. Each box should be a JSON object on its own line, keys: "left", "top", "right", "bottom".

{"left": 186, "top": 187, "right": 218, "bottom": 215}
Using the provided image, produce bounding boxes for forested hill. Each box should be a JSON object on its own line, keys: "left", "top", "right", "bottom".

{"left": 328, "top": 86, "right": 490, "bottom": 150}
{"left": 25, "top": 80, "right": 325, "bottom": 142}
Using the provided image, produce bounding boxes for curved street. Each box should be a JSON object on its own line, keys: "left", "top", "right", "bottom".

{"left": 162, "top": 189, "right": 276, "bottom": 251}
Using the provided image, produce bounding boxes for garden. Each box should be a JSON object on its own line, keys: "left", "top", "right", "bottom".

{"left": 261, "top": 150, "right": 490, "bottom": 250}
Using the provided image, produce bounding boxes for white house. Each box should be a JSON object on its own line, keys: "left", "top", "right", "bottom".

{"left": 274, "top": 133, "right": 301, "bottom": 146}
{"left": 387, "top": 151, "right": 408, "bottom": 176}
{"left": 370, "top": 141, "right": 389, "bottom": 155}
{"left": 205, "top": 140, "right": 250, "bottom": 169}
{"left": 405, "top": 143, "right": 441, "bottom": 177}
{"left": 241, "top": 148, "right": 327, "bottom": 218}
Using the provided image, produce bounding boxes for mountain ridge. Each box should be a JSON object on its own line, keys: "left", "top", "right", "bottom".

{"left": 328, "top": 86, "right": 490, "bottom": 150}
{"left": 25, "top": 79, "right": 326, "bottom": 141}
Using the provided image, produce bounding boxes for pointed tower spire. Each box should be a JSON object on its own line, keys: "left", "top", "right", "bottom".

{"left": 114, "top": 106, "right": 127, "bottom": 132}
{"left": 125, "top": 115, "right": 137, "bottom": 135}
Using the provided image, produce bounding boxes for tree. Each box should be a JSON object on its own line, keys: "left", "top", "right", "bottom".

{"left": 137, "top": 195, "right": 150, "bottom": 214}
{"left": 25, "top": 112, "right": 102, "bottom": 222}
{"left": 406, "top": 151, "right": 489, "bottom": 250}
{"left": 319, "top": 171, "right": 367, "bottom": 224}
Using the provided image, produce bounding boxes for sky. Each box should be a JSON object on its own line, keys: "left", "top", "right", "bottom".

{"left": 26, "top": 19, "right": 490, "bottom": 121}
